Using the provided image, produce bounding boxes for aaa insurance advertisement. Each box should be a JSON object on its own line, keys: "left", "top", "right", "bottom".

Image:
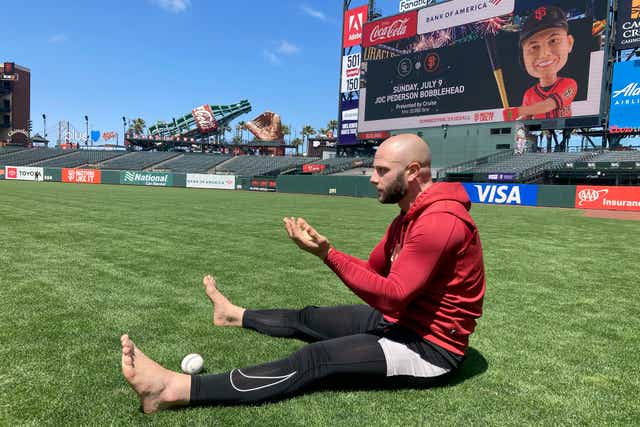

{"left": 358, "top": 0, "right": 608, "bottom": 131}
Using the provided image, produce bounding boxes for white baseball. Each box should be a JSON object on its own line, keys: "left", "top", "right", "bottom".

{"left": 181, "top": 353, "right": 204, "bottom": 374}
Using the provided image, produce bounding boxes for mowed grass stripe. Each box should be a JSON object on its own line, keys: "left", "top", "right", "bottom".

{"left": 0, "top": 181, "right": 638, "bottom": 426}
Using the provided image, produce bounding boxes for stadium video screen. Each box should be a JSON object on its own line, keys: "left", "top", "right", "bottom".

{"left": 357, "top": 0, "right": 608, "bottom": 131}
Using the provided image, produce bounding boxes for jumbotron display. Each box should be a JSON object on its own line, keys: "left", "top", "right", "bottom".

{"left": 357, "top": 0, "right": 608, "bottom": 131}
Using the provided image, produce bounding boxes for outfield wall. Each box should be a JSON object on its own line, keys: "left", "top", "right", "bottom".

{"left": 2, "top": 166, "right": 638, "bottom": 211}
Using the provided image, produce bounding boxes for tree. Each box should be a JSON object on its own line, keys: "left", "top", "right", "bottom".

{"left": 281, "top": 124, "right": 291, "bottom": 144}
{"left": 326, "top": 120, "right": 338, "bottom": 136}
{"left": 236, "top": 121, "right": 246, "bottom": 143}
{"left": 127, "top": 118, "right": 146, "bottom": 135}
{"left": 220, "top": 124, "right": 232, "bottom": 143}
{"left": 301, "top": 125, "right": 315, "bottom": 155}
{"left": 291, "top": 137, "right": 303, "bottom": 155}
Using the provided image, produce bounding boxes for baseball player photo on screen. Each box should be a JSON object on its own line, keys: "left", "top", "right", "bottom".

{"left": 357, "top": 0, "right": 608, "bottom": 131}
{"left": 503, "top": 6, "right": 577, "bottom": 121}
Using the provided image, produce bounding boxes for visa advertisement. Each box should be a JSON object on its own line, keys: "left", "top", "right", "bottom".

{"left": 463, "top": 183, "right": 538, "bottom": 206}
{"left": 358, "top": 0, "right": 608, "bottom": 131}
{"left": 608, "top": 60, "right": 640, "bottom": 133}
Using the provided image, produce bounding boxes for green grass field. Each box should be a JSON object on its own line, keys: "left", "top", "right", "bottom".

{"left": 0, "top": 180, "right": 638, "bottom": 426}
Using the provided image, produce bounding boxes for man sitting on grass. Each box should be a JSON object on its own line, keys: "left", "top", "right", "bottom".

{"left": 120, "top": 134, "right": 486, "bottom": 412}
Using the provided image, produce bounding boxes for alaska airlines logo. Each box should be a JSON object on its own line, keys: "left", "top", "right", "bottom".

{"left": 473, "top": 184, "right": 521, "bottom": 204}
{"left": 577, "top": 188, "right": 608, "bottom": 206}
{"left": 612, "top": 82, "right": 640, "bottom": 98}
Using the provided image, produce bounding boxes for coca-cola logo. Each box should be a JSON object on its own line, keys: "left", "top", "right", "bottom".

{"left": 369, "top": 18, "right": 410, "bottom": 42}
{"left": 577, "top": 188, "right": 608, "bottom": 206}
{"left": 363, "top": 11, "right": 417, "bottom": 47}
{"left": 192, "top": 105, "right": 218, "bottom": 133}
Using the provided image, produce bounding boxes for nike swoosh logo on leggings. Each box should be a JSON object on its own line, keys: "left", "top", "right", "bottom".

{"left": 229, "top": 368, "right": 297, "bottom": 393}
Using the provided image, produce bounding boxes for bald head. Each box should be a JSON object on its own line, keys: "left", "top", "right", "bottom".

{"left": 376, "top": 133, "right": 432, "bottom": 169}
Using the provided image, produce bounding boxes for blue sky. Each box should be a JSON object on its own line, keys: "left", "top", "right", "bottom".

{"left": 4, "top": 0, "right": 391, "bottom": 144}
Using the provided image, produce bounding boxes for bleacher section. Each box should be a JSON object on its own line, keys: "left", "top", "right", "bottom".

{"left": 445, "top": 152, "right": 596, "bottom": 182}
{"left": 0, "top": 146, "right": 28, "bottom": 158}
{"left": 588, "top": 150, "right": 640, "bottom": 163}
{"left": 216, "top": 156, "right": 319, "bottom": 176}
{"left": 35, "top": 150, "right": 126, "bottom": 168}
{"left": 0, "top": 148, "right": 69, "bottom": 166}
{"left": 153, "top": 153, "right": 233, "bottom": 173}
{"left": 98, "top": 151, "right": 180, "bottom": 171}
{"left": 306, "top": 157, "right": 374, "bottom": 175}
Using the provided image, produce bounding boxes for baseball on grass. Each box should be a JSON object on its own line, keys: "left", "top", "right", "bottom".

{"left": 181, "top": 353, "right": 204, "bottom": 374}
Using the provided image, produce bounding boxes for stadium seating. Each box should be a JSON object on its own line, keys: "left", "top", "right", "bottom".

{"left": 305, "top": 157, "right": 374, "bottom": 175}
{"left": 587, "top": 150, "right": 640, "bottom": 163}
{"left": 98, "top": 151, "right": 180, "bottom": 170}
{"left": 457, "top": 152, "right": 595, "bottom": 176}
{"left": 35, "top": 150, "right": 127, "bottom": 168}
{"left": 153, "top": 153, "right": 233, "bottom": 173}
{"left": 216, "top": 155, "right": 319, "bottom": 176}
{"left": 0, "top": 148, "right": 69, "bottom": 166}
{"left": 0, "top": 146, "right": 28, "bottom": 159}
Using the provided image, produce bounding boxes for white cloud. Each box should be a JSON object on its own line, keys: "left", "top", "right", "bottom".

{"left": 263, "top": 50, "right": 280, "bottom": 65}
{"left": 276, "top": 40, "right": 300, "bottom": 55}
{"left": 48, "top": 34, "right": 68, "bottom": 44}
{"left": 301, "top": 5, "right": 329, "bottom": 22}
{"left": 150, "top": 0, "right": 191, "bottom": 13}
{"left": 264, "top": 40, "right": 300, "bottom": 65}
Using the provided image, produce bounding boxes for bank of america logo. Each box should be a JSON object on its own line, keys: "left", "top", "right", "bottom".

{"left": 489, "top": 0, "right": 502, "bottom": 5}
{"left": 124, "top": 171, "right": 135, "bottom": 181}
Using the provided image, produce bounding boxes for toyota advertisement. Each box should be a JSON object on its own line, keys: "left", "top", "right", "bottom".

{"left": 4, "top": 166, "right": 44, "bottom": 181}
{"left": 358, "top": 0, "right": 608, "bottom": 131}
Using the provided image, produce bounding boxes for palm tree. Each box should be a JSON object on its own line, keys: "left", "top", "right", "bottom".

{"left": 127, "top": 118, "right": 146, "bottom": 135}
{"left": 280, "top": 124, "right": 291, "bottom": 144}
{"left": 301, "top": 125, "right": 315, "bottom": 156}
{"left": 292, "top": 137, "right": 303, "bottom": 155}
{"left": 236, "top": 121, "right": 246, "bottom": 143}
{"left": 326, "top": 120, "right": 338, "bottom": 136}
{"left": 220, "top": 124, "right": 232, "bottom": 143}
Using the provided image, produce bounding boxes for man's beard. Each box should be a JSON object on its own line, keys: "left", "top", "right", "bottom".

{"left": 378, "top": 172, "right": 407, "bottom": 204}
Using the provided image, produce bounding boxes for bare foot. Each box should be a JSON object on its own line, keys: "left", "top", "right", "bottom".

{"left": 120, "top": 334, "right": 190, "bottom": 414}
{"left": 203, "top": 275, "right": 246, "bottom": 327}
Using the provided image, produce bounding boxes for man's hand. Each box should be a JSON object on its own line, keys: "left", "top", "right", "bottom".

{"left": 283, "top": 217, "right": 331, "bottom": 260}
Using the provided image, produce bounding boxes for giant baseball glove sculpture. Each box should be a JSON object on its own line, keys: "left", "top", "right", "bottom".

{"left": 245, "top": 111, "right": 284, "bottom": 141}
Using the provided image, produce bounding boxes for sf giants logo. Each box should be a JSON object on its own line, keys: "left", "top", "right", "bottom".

{"left": 577, "top": 188, "right": 608, "bottom": 206}
{"left": 534, "top": 7, "right": 547, "bottom": 21}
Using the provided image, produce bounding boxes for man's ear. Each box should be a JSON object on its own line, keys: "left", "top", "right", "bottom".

{"left": 406, "top": 162, "right": 421, "bottom": 181}
{"left": 567, "top": 34, "right": 574, "bottom": 53}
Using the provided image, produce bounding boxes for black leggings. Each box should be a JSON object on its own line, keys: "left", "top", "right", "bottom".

{"left": 190, "top": 305, "right": 455, "bottom": 406}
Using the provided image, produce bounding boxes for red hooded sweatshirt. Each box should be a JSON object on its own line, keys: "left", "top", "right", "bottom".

{"left": 324, "top": 182, "right": 485, "bottom": 356}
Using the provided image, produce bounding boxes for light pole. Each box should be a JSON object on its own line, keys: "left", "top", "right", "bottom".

{"left": 84, "top": 115, "right": 89, "bottom": 147}
{"left": 42, "top": 114, "right": 47, "bottom": 144}
{"left": 122, "top": 116, "right": 126, "bottom": 147}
